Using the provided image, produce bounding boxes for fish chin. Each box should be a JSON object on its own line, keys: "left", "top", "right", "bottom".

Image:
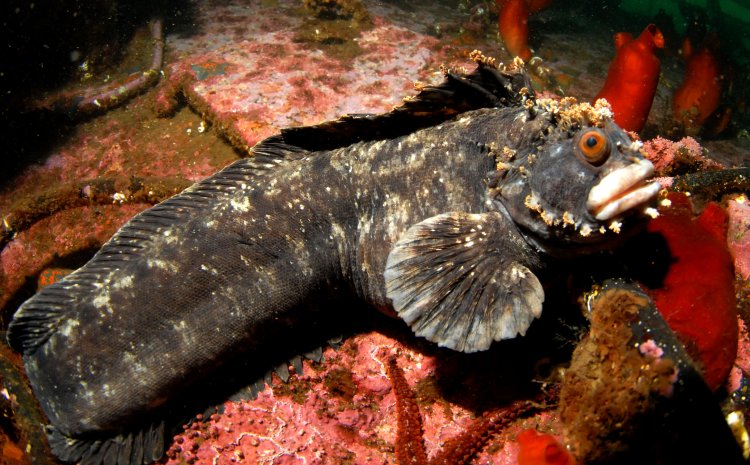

{"left": 587, "top": 159, "right": 660, "bottom": 221}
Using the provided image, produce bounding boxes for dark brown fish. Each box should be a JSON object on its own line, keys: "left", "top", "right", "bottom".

{"left": 7, "top": 53, "right": 659, "bottom": 465}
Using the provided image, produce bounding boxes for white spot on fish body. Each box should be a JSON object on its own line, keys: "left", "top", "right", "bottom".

{"left": 112, "top": 274, "right": 133, "bottom": 290}
{"left": 92, "top": 292, "right": 111, "bottom": 313}
{"left": 230, "top": 196, "right": 251, "bottom": 213}
{"left": 146, "top": 258, "right": 179, "bottom": 273}
{"left": 58, "top": 318, "right": 80, "bottom": 338}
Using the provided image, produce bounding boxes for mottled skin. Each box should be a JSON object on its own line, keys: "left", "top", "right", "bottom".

{"left": 18, "top": 109, "right": 502, "bottom": 433}
{"left": 7, "top": 60, "right": 658, "bottom": 465}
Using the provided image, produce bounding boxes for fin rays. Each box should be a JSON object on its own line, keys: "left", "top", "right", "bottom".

{"left": 385, "top": 212, "right": 544, "bottom": 353}
{"left": 277, "top": 60, "right": 531, "bottom": 152}
{"left": 47, "top": 420, "right": 165, "bottom": 465}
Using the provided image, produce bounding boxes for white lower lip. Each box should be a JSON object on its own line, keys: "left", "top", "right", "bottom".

{"left": 587, "top": 159, "right": 659, "bottom": 221}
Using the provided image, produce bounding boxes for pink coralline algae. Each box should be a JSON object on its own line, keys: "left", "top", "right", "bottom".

{"left": 163, "top": 331, "right": 560, "bottom": 465}
{"left": 641, "top": 136, "right": 723, "bottom": 177}
{"left": 728, "top": 319, "right": 750, "bottom": 393}
{"left": 155, "top": 4, "right": 445, "bottom": 153}
{"left": 727, "top": 196, "right": 750, "bottom": 282}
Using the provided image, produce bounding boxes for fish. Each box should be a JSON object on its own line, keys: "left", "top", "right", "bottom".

{"left": 6, "top": 52, "right": 660, "bottom": 465}
{"left": 594, "top": 24, "right": 664, "bottom": 133}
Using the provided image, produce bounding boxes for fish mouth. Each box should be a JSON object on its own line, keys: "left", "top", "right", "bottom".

{"left": 587, "top": 159, "right": 661, "bottom": 221}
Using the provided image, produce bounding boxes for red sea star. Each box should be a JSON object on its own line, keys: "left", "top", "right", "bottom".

{"left": 386, "top": 357, "right": 558, "bottom": 465}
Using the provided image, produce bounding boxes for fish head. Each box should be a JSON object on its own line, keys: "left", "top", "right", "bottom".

{"left": 494, "top": 102, "right": 660, "bottom": 255}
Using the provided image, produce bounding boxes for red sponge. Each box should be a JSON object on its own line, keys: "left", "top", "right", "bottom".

{"left": 517, "top": 429, "right": 575, "bottom": 465}
{"left": 646, "top": 192, "right": 738, "bottom": 391}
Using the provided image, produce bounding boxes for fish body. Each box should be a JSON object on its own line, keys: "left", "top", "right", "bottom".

{"left": 7, "top": 57, "right": 659, "bottom": 465}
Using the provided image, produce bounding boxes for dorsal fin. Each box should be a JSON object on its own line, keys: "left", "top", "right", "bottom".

{"left": 277, "top": 57, "right": 533, "bottom": 152}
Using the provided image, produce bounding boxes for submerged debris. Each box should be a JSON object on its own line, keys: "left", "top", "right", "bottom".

{"left": 0, "top": 176, "right": 190, "bottom": 249}
{"left": 560, "top": 281, "right": 745, "bottom": 464}
{"left": 30, "top": 19, "right": 164, "bottom": 117}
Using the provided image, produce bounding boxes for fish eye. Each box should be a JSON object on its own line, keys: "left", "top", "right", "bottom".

{"left": 577, "top": 129, "right": 609, "bottom": 165}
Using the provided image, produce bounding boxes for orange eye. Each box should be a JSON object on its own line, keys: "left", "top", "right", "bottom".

{"left": 578, "top": 129, "right": 609, "bottom": 165}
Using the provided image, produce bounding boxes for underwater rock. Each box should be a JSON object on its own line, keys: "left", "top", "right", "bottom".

{"left": 162, "top": 330, "right": 557, "bottom": 465}
{"left": 153, "top": 11, "right": 440, "bottom": 152}
{"left": 302, "top": 0, "right": 370, "bottom": 21}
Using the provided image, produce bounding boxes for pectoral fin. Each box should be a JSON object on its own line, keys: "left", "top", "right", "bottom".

{"left": 384, "top": 212, "right": 544, "bottom": 353}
